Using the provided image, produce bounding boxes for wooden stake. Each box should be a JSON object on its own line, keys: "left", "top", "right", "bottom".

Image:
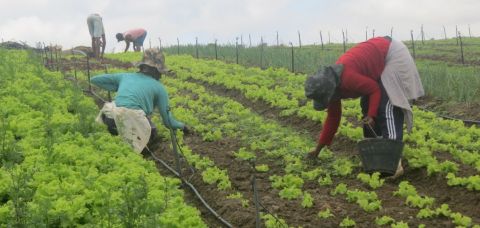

{"left": 459, "top": 32, "right": 465, "bottom": 65}
{"left": 235, "top": 37, "right": 239, "bottom": 64}
{"left": 260, "top": 37, "right": 264, "bottom": 69}
{"left": 177, "top": 38, "right": 180, "bottom": 54}
{"left": 290, "top": 42, "right": 294, "bottom": 73}
{"left": 276, "top": 31, "right": 279, "bottom": 46}
{"left": 195, "top": 37, "right": 199, "bottom": 59}
{"left": 319, "top": 30, "right": 324, "bottom": 50}
{"left": 421, "top": 24, "right": 425, "bottom": 45}
{"left": 365, "top": 26, "right": 368, "bottom": 41}
{"left": 456, "top": 25, "right": 459, "bottom": 45}
{"left": 298, "top": 30, "right": 302, "bottom": 48}
{"left": 443, "top": 26, "right": 447, "bottom": 40}
{"left": 214, "top": 39, "right": 218, "bottom": 60}
{"left": 410, "top": 30, "right": 416, "bottom": 59}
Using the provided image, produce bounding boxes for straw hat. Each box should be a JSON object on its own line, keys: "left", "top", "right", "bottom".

{"left": 136, "top": 48, "right": 169, "bottom": 74}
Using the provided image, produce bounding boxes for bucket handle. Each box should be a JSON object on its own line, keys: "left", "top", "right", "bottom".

{"left": 366, "top": 123, "right": 381, "bottom": 138}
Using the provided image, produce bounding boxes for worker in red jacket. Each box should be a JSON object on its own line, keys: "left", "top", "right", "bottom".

{"left": 305, "top": 36, "right": 424, "bottom": 177}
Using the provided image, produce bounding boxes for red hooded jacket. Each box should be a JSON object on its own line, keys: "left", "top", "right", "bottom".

{"left": 319, "top": 37, "right": 391, "bottom": 145}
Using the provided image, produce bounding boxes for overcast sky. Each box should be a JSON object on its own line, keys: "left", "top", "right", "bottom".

{"left": 1, "top": 0, "right": 479, "bottom": 52}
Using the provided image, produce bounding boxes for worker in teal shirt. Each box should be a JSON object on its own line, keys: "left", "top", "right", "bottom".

{"left": 91, "top": 48, "right": 189, "bottom": 152}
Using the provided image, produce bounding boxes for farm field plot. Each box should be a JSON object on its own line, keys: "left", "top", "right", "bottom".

{"left": 102, "top": 52, "right": 479, "bottom": 227}
{"left": 1, "top": 47, "right": 478, "bottom": 227}
{"left": 2, "top": 1, "right": 479, "bottom": 227}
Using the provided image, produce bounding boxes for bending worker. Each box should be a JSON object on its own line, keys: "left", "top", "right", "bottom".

{"left": 116, "top": 28, "right": 147, "bottom": 52}
{"left": 91, "top": 48, "right": 189, "bottom": 153}
{"left": 304, "top": 36, "right": 424, "bottom": 177}
{"left": 86, "top": 13, "right": 106, "bottom": 58}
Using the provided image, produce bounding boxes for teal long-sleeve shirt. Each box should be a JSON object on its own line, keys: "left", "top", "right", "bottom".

{"left": 90, "top": 72, "right": 184, "bottom": 130}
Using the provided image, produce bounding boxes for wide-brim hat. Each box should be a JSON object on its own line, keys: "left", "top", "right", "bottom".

{"left": 135, "top": 48, "right": 170, "bottom": 74}
{"left": 304, "top": 64, "right": 343, "bottom": 111}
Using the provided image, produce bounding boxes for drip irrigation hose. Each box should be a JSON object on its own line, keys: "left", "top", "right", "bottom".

{"left": 87, "top": 90, "right": 107, "bottom": 104}
{"left": 250, "top": 161, "right": 261, "bottom": 228}
{"left": 417, "top": 107, "right": 480, "bottom": 125}
{"left": 248, "top": 160, "right": 288, "bottom": 228}
{"left": 169, "top": 128, "right": 184, "bottom": 180}
{"left": 173, "top": 132, "right": 196, "bottom": 182}
{"left": 146, "top": 147, "right": 233, "bottom": 228}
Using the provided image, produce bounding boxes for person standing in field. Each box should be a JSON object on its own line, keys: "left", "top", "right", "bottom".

{"left": 91, "top": 48, "right": 190, "bottom": 153}
{"left": 304, "top": 36, "right": 424, "bottom": 178}
{"left": 86, "top": 13, "right": 106, "bottom": 58}
{"left": 116, "top": 28, "right": 147, "bottom": 52}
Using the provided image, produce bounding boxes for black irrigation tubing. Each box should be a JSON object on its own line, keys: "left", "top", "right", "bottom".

{"left": 417, "top": 106, "right": 480, "bottom": 126}
{"left": 86, "top": 90, "right": 107, "bottom": 104}
{"left": 147, "top": 147, "right": 233, "bottom": 228}
{"left": 248, "top": 160, "right": 288, "bottom": 228}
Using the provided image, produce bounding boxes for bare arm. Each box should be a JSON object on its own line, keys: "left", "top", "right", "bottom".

{"left": 100, "top": 34, "right": 106, "bottom": 57}
{"left": 124, "top": 41, "right": 130, "bottom": 52}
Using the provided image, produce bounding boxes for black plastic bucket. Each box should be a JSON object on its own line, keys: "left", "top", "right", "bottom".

{"left": 357, "top": 138, "right": 404, "bottom": 175}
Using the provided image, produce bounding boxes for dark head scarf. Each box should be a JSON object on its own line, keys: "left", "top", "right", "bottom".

{"left": 304, "top": 64, "right": 343, "bottom": 111}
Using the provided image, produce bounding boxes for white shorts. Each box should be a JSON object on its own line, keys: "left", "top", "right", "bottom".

{"left": 87, "top": 14, "right": 105, "bottom": 38}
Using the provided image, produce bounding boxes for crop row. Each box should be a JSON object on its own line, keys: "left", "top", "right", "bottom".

{"left": 0, "top": 49, "right": 206, "bottom": 227}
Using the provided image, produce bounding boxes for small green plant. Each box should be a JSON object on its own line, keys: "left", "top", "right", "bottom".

{"left": 233, "top": 147, "right": 256, "bottom": 161}
{"left": 340, "top": 217, "right": 356, "bottom": 227}
{"left": 450, "top": 212, "right": 472, "bottom": 227}
{"left": 357, "top": 172, "right": 384, "bottom": 189}
{"left": 345, "top": 189, "right": 382, "bottom": 212}
{"left": 262, "top": 213, "right": 288, "bottom": 228}
{"left": 318, "top": 209, "right": 334, "bottom": 219}
{"left": 301, "top": 168, "right": 324, "bottom": 181}
{"left": 332, "top": 158, "right": 354, "bottom": 176}
{"left": 375, "top": 215, "right": 395, "bottom": 226}
{"left": 405, "top": 195, "right": 435, "bottom": 208}
{"left": 318, "top": 147, "right": 334, "bottom": 160}
{"left": 255, "top": 164, "right": 269, "bottom": 172}
{"left": 331, "top": 183, "right": 348, "bottom": 196}
{"left": 279, "top": 186, "right": 303, "bottom": 200}
{"left": 226, "top": 192, "right": 249, "bottom": 208}
{"left": 318, "top": 174, "right": 333, "bottom": 186}
{"left": 394, "top": 181, "right": 417, "bottom": 198}
{"left": 391, "top": 221, "right": 409, "bottom": 228}
{"left": 301, "top": 192, "right": 314, "bottom": 208}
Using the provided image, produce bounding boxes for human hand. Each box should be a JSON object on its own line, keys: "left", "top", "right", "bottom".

{"left": 362, "top": 116, "right": 375, "bottom": 127}
{"left": 304, "top": 144, "right": 325, "bottom": 160}
{"left": 182, "top": 125, "right": 192, "bottom": 135}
